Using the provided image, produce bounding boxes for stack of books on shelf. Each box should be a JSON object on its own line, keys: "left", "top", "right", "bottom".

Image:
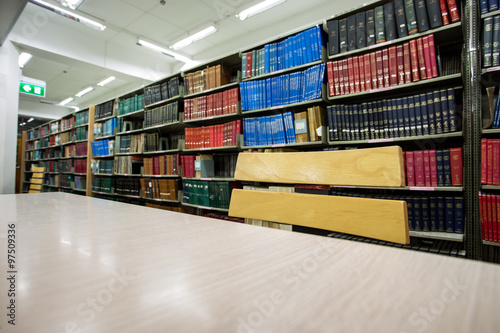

{"left": 143, "top": 133, "right": 183, "bottom": 152}
{"left": 74, "top": 159, "right": 87, "bottom": 173}
{"left": 144, "top": 77, "right": 181, "bottom": 106}
{"left": 60, "top": 132, "right": 72, "bottom": 145}
{"left": 185, "top": 64, "right": 231, "bottom": 95}
{"left": 59, "top": 174, "right": 74, "bottom": 188}
{"left": 92, "top": 177, "right": 113, "bottom": 193}
{"left": 60, "top": 117, "right": 74, "bottom": 131}
{"left": 481, "top": 138, "right": 500, "bottom": 185}
{"left": 140, "top": 178, "right": 179, "bottom": 201}
{"left": 483, "top": 14, "right": 500, "bottom": 68}
{"left": 328, "top": 88, "right": 458, "bottom": 141}
{"left": 479, "top": 192, "right": 500, "bottom": 243}
{"left": 50, "top": 122, "right": 59, "bottom": 134}
{"left": 75, "top": 110, "right": 89, "bottom": 126}
{"left": 114, "top": 156, "right": 143, "bottom": 175}
{"left": 480, "top": 0, "right": 499, "bottom": 14}
{"left": 58, "top": 160, "right": 72, "bottom": 173}
{"left": 95, "top": 100, "right": 114, "bottom": 120}
{"left": 91, "top": 160, "right": 114, "bottom": 174}
{"left": 63, "top": 145, "right": 75, "bottom": 157}
{"left": 75, "top": 142, "right": 87, "bottom": 156}
{"left": 94, "top": 118, "right": 117, "bottom": 138}
{"left": 91, "top": 140, "right": 114, "bottom": 157}
{"left": 143, "top": 154, "right": 180, "bottom": 176}
{"left": 241, "top": 26, "right": 325, "bottom": 78}
{"left": 240, "top": 63, "right": 325, "bottom": 111}
{"left": 213, "top": 154, "right": 237, "bottom": 178}
{"left": 75, "top": 127, "right": 87, "bottom": 141}
{"left": 184, "top": 87, "right": 239, "bottom": 120}
{"left": 116, "top": 134, "right": 144, "bottom": 154}
{"left": 115, "top": 178, "right": 141, "bottom": 196}
{"left": 184, "top": 120, "right": 241, "bottom": 149}
{"left": 181, "top": 155, "right": 196, "bottom": 178}
{"left": 327, "top": 33, "right": 439, "bottom": 97}
{"left": 182, "top": 180, "right": 239, "bottom": 209}
{"left": 119, "top": 94, "right": 144, "bottom": 116}
{"left": 405, "top": 148, "right": 463, "bottom": 187}
{"left": 74, "top": 176, "right": 86, "bottom": 190}
{"left": 144, "top": 101, "right": 179, "bottom": 128}
{"left": 327, "top": 0, "right": 459, "bottom": 56}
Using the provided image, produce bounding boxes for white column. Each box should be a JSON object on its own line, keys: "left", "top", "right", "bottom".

{"left": 0, "top": 39, "right": 20, "bottom": 194}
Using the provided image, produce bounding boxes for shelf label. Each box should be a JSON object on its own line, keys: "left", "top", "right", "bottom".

{"left": 409, "top": 186, "right": 435, "bottom": 191}
{"left": 369, "top": 40, "right": 391, "bottom": 49}
{"left": 198, "top": 206, "right": 212, "bottom": 210}
{"left": 370, "top": 86, "right": 393, "bottom": 93}
{"left": 200, "top": 148, "right": 211, "bottom": 151}
{"left": 271, "top": 105, "right": 284, "bottom": 110}
{"left": 295, "top": 119, "right": 307, "bottom": 134}
{"left": 272, "top": 144, "right": 286, "bottom": 147}
{"left": 200, "top": 178, "right": 212, "bottom": 181}
{"left": 368, "top": 138, "right": 394, "bottom": 143}
{"left": 487, "top": 66, "right": 500, "bottom": 72}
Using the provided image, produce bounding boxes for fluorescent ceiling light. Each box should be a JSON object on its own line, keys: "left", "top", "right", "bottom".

{"left": 59, "top": 97, "right": 74, "bottom": 106}
{"left": 97, "top": 76, "right": 115, "bottom": 86}
{"left": 237, "top": 0, "right": 286, "bottom": 20}
{"left": 27, "top": 118, "right": 34, "bottom": 123}
{"left": 20, "top": 122, "right": 26, "bottom": 127}
{"left": 75, "top": 87, "right": 93, "bottom": 97}
{"left": 30, "top": 0, "right": 106, "bottom": 31}
{"left": 19, "top": 52, "right": 33, "bottom": 68}
{"left": 60, "top": 0, "right": 85, "bottom": 9}
{"left": 137, "top": 38, "right": 192, "bottom": 63}
{"left": 172, "top": 25, "right": 217, "bottom": 50}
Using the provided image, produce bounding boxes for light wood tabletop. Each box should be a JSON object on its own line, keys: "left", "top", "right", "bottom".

{"left": 1, "top": 193, "right": 499, "bottom": 333}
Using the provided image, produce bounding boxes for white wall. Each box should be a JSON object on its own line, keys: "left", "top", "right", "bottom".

{"left": 0, "top": 39, "right": 20, "bottom": 194}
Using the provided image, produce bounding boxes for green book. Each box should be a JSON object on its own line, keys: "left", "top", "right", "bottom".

{"left": 404, "top": 0, "right": 418, "bottom": 34}
{"left": 374, "top": 6, "right": 386, "bottom": 43}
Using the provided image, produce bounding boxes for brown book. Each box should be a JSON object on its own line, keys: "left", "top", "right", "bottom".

{"left": 428, "top": 34, "right": 438, "bottom": 78}
{"left": 295, "top": 111, "right": 309, "bottom": 142}
{"left": 370, "top": 52, "right": 378, "bottom": 89}
{"left": 388, "top": 46, "right": 398, "bottom": 86}
{"left": 376, "top": 50, "right": 384, "bottom": 88}
{"left": 382, "top": 48, "right": 390, "bottom": 88}
{"left": 409, "top": 39, "right": 420, "bottom": 82}
{"left": 364, "top": 53, "right": 372, "bottom": 90}
{"left": 403, "top": 42, "right": 412, "bottom": 83}
{"left": 416, "top": 37, "right": 427, "bottom": 80}
{"left": 308, "top": 106, "right": 318, "bottom": 142}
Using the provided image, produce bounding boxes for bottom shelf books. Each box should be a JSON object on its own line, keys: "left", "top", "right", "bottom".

{"left": 181, "top": 154, "right": 237, "bottom": 179}
{"left": 479, "top": 192, "right": 500, "bottom": 243}
{"left": 74, "top": 176, "right": 86, "bottom": 191}
{"left": 140, "top": 178, "right": 179, "bottom": 201}
{"left": 182, "top": 180, "right": 241, "bottom": 210}
{"left": 143, "top": 154, "right": 180, "bottom": 176}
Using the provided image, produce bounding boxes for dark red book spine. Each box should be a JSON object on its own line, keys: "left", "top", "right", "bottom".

{"left": 388, "top": 46, "right": 398, "bottom": 86}
{"left": 353, "top": 56, "right": 361, "bottom": 93}
{"left": 428, "top": 34, "right": 439, "bottom": 78}
{"left": 396, "top": 44, "right": 405, "bottom": 85}
{"left": 382, "top": 48, "right": 390, "bottom": 88}
{"left": 439, "top": 0, "right": 450, "bottom": 25}
{"left": 343, "top": 59, "right": 350, "bottom": 94}
{"left": 422, "top": 35, "right": 433, "bottom": 79}
{"left": 488, "top": 139, "right": 494, "bottom": 185}
{"left": 358, "top": 56, "right": 366, "bottom": 92}
{"left": 479, "top": 192, "right": 485, "bottom": 240}
{"left": 348, "top": 57, "right": 355, "bottom": 93}
{"left": 416, "top": 37, "right": 427, "bottom": 80}
{"left": 333, "top": 61, "right": 341, "bottom": 95}
{"left": 493, "top": 140, "right": 500, "bottom": 186}
{"left": 482, "top": 138, "right": 488, "bottom": 184}
{"left": 449, "top": 147, "right": 463, "bottom": 186}
{"left": 423, "top": 150, "right": 431, "bottom": 186}
{"left": 487, "top": 194, "right": 493, "bottom": 241}
{"left": 409, "top": 39, "right": 420, "bottom": 82}
{"left": 446, "top": 0, "right": 460, "bottom": 23}
{"left": 406, "top": 151, "right": 415, "bottom": 186}
{"left": 403, "top": 42, "right": 412, "bottom": 84}
{"left": 246, "top": 52, "right": 252, "bottom": 78}
{"left": 493, "top": 195, "right": 499, "bottom": 242}
{"left": 376, "top": 50, "right": 384, "bottom": 88}
{"left": 495, "top": 195, "right": 500, "bottom": 242}
{"left": 415, "top": 150, "right": 425, "bottom": 186}
{"left": 338, "top": 60, "right": 345, "bottom": 95}
{"left": 370, "top": 52, "right": 378, "bottom": 89}
{"left": 327, "top": 61, "right": 335, "bottom": 97}
{"left": 364, "top": 54, "right": 372, "bottom": 90}
{"left": 429, "top": 149, "right": 438, "bottom": 187}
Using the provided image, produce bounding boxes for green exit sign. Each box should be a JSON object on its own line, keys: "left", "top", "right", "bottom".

{"left": 19, "top": 82, "right": 45, "bottom": 97}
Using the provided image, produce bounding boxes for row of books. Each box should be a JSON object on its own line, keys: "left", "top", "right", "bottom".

{"left": 202, "top": 212, "right": 244, "bottom": 224}
{"left": 326, "top": 35, "right": 438, "bottom": 97}
{"left": 37, "top": 160, "right": 58, "bottom": 173}
{"left": 60, "top": 117, "right": 74, "bottom": 131}
{"left": 479, "top": 192, "right": 500, "bottom": 243}
{"left": 213, "top": 154, "right": 237, "bottom": 179}
{"left": 91, "top": 159, "right": 113, "bottom": 175}
{"left": 481, "top": 138, "right": 500, "bottom": 185}
{"left": 58, "top": 159, "right": 72, "bottom": 173}
{"left": 185, "top": 64, "right": 231, "bottom": 95}
{"left": 59, "top": 174, "right": 74, "bottom": 188}
{"left": 483, "top": 15, "right": 500, "bottom": 68}
{"left": 75, "top": 127, "right": 87, "bottom": 141}
{"left": 114, "top": 156, "right": 143, "bottom": 175}
{"left": 331, "top": 189, "right": 464, "bottom": 233}
{"left": 75, "top": 110, "right": 88, "bottom": 127}
{"left": 74, "top": 176, "right": 86, "bottom": 191}
{"left": 74, "top": 159, "right": 87, "bottom": 174}
{"left": 143, "top": 154, "right": 180, "bottom": 176}
{"left": 184, "top": 88, "right": 239, "bottom": 120}
{"left": 480, "top": 0, "right": 499, "bottom": 14}
{"left": 181, "top": 155, "right": 197, "bottom": 178}
{"left": 95, "top": 100, "right": 114, "bottom": 120}
{"left": 115, "top": 178, "right": 141, "bottom": 197}
{"left": 182, "top": 180, "right": 240, "bottom": 209}
{"left": 38, "top": 125, "right": 49, "bottom": 138}
{"left": 240, "top": 63, "right": 325, "bottom": 111}
{"left": 143, "top": 133, "right": 183, "bottom": 152}
{"left": 75, "top": 142, "right": 87, "bottom": 157}
{"left": 91, "top": 139, "right": 114, "bottom": 157}
{"left": 117, "top": 118, "right": 142, "bottom": 134}
{"left": 243, "top": 112, "right": 296, "bottom": 146}
{"left": 327, "top": 88, "right": 458, "bottom": 141}
{"left": 59, "top": 131, "right": 72, "bottom": 145}
{"left": 91, "top": 177, "right": 113, "bottom": 193}
{"left": 184, "top": 120, "right": 241, "bottom": 149}
{"left": 144, "top": 76, "right": 181, "bottom": 106}
{"left": 141, "top": 178, "right": 179, "bottom": 201}
{"left": 94, "top": 118, "right": 117, "bottom": 139}
{"left": 116, "top": 134, "right": 143, "bottom": 154}
{"left": 405, "top": 148, "right": 463, "bottom": 187}
{"left": 119, "top": 94, "right": 144, "bottom": 116}
{"left": 63, "top": 144, "right": 74, "bottom": 158}
{"left": 241, "top": 26, "right": 325, "bottom": 78}
{"left": 144, "top": 101, "right": 179, "bottom": 128}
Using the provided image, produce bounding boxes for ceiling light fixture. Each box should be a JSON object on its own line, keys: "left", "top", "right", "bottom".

{"left": 236, "top": 0, "right": 286, "bottom": 20}
{"left": 97, "top": 76, "right": 115, "bottom": 86}
{"left": 137, "top": 38, "right": 192, "bottom": 63}
{"left": 27, "top": 118, "right": 34, "bottom": 123}
{"left": 30, "top": 0, "right": 106, "bottom": 31}
{"left": 60, "top": 0, "right": 85, "bottom": 10}
{"left": 59, "top": 97, "right": 74, "bottom": 106}
{"left": 19, "top": 52, "right": 33, "bottom": 68}
{"left": 75, "top": 87, "right": 93, "bottom": 97}
{"left": 172, "top": 25, "right": 218, "bottom": 50}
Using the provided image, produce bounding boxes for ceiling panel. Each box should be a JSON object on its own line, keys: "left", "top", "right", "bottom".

{"left": 121, "top": 0, "right": 159, "bottom": 12}
{"left": 149, "top": 0, "right": 216, "bottom": 34}
{"left": 78, "top": 0, "right": 145, "bottom": 30}
{"left": 125, "top": 13, "right": 182, "bottom": 44}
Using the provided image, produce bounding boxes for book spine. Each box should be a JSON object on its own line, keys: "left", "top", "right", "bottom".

{"left": 415, "top": 95, "right": 423, "bottom": 136}
{"left": 449, "top": 147, "right": 463, "bottom": 186}
{"left": 415, "top": 150, "right": 425, "bottom": 186}
{"left": 480, "top": 0, "right": 489, "bottom": 14}
{"left": 406, "top": 151, "right": 416, "bottom": 186}
{"left": 493, "top": 16, "right": 500, "bottom": 67}
{"left": 430, "top": 196, "right": 438, "bottom": 231}
{"left": 438, "top": 0, "right": 450, "bottom": 25}
{"left": 366, "top": 9, "right": 376, "bottom": 46}
{"left": 348, "top": 57, "right": 355, "bottom": 93}
{"left": 409, "top": 39, "right": 420, "bottom": 82}
{"left": 426, "top": 0, "right": 443, "bottom": 29}
{"left": 403, "top": 42, "right": 412, "bottom": 84}
{"left": 327, "top": 61, "right": 335, "bottom": 97}
{"left": 347, "top": 14, "right": 357, "bottom": 51}
{"left": 446, "top": 0, "right": 460, "bottom": 23}
{"left": 359, "top": 56, "right": 366, "bottom": 92}
{"left": 394, "top": 0, "right": 409, "bottom": 38}
{"left": 397, "top": 45, "right": 405, "bottom": 85}
{"left": 437, "top": 196, "right": 445, "bottom": 231}
{"left": 382, "top": 48, "right": 390, "bottom": 88}
{"left": 420, "top": 93, "right": 429, "bottom": 135}
{"left": 493, "top": 139, "right": 500, "bottom": 185}
{"left": 356, "top": 12, "right": 366, "bottom": 49}
{"left": 491, "top": 0, "right": 500, "bottom": 12}
{"left": 445, "top": 197, "right": 455, "bottom": 232}
{"left": 415, "top": 0, "right": 430, "bottom": 32}
{"left": 375, "top": 6, "right": 386, "bottom": 43}
{"left": 422, "top": 197, "right": 430, "bottom": 231}
{"left": 443, "top": 149, "right": 452, "bottom": 186}
{"left": 404, "top": 0, "right": 419, "bottom": 34}
{"left": 482, "top": 138, "right": 488, "bottom": 184}
{"left": 433, "top": 91, "right": 443, "bottom": 134}
{"left": 370, "top": 52, "right": 378, "bottom": 89}
{"left": 488, "top": 139, "right": 494, "bottom": 185}
{"left": 423, "top": 150, "right": 431, "bottom": 186}
{"left": 423, "top": 35, "right": 433, "bottom": 79}
{"left": 428, "top": 34, "right": 438, "bottom": 78}
{"left": 353, "top": 56, "right": 361, "bottom": 93}
{"left": 328, "top": 20, "right": 339, "bottom": 56}
{"left": 376, "top": 50, "right": 384, "bottom": 88}
{"left": 416, "top": 37, "right": 428, "bottom": 80}
{"left": 389, "top": 46, "right": 398, "bottom": 86}
{"left": 384, "top": 2, "right": 398, "bottom": 41}
{"left": 484, "top": 17, "right": 494, "bottom": 68}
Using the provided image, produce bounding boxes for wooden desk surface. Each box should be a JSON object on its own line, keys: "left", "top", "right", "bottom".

{"left": 1, "top": 193, "right": 499, "bottom": 333}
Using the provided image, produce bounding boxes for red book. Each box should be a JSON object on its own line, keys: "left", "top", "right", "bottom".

{"left": 439, "top": 0, "right": 450, "bottom": 25}
{"left": 414, "top": 150, "right": 425, "bottom": 186}
{"left": 416, "top": 37, "right": 427, "bottom": 80}
{"left": 388, "top": 46, "right": 398, "bottom": 86}
{"left": 494, "top": 195, "right": 499, "bottom": 243}
{"left": 333, "top": 61, "right": 341, "bottom": 96}
{"left": 487, "top": 194, "right": 493, "bottom": 241}
{"left": 422, "top": 36, "right": 433, "bottom": 79}
{"left": 343, "top": 59, "right": 350, "bottom": 94}
{"left": 396, "top": 45, "right": 405, "bottom": 85}
{"left": 488, "top": 139, "right": 494, "bottom": 185}
{"left": 482, "top": 138, "right": 488, "bottom": 184}
{"left": 364, "top": 54, "right": 372, "bottom": 90}
{"left": 493, "top": 139, "right": 500, "bottom": 185}
{"left": 423, "top": 150, "right": 431, "bottom": 187}
{"left": 370, "top": 52, "right": 378, "bottom": 89}
{"left": 353, "top": 56, "right": 361, "bottom": 93}
{"left": 479, "top": 193, "right": 486, "bottom": 240}
{"left": 449, "top": 147, "right": 463, "bottom": 186}
{"left": 358, "top": 56, "right": 365, "bottom": 92}
{"left": 327, "top": 61, "right": 335, "bottom": 97}
{"left": 347, "top": 57, "right": 355, "bottom": 93}
{"left": 403, "top": 42, "right": 412, "bottom": 84}
{"left": 382, "top": 48, "right": 390, "bottom": 88}
{"left": 429, "top": 149, "right": 438, "bottom": 187}
{"left": 246, "top": 51, "right": 252, "bottom": 78}
{"left": 338, "top": 60, "right": 345, "bottom": 95}
{"left": 222, "top": 91, "right": 228, "bottom": 115}
{"left": 428, "top": 34, "right": 438, "bottom": 78}
{"left": 406, "top": 151, "right": 415, "bottom": 186}
{"left": 496, "top": 195, "right": 500, "bottom": 242}
{"left": 446, "top": 0, "right": 460, "bottom": 23}
{"left": 375, "top": 50, "right": 384, "bottom": 88}
{"left": 409, "top": 39, "right": 420, "bottom": 82}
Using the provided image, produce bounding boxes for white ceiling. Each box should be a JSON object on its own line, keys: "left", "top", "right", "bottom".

{"left": 8, "top": 0, "right": 367, "bottom": 115}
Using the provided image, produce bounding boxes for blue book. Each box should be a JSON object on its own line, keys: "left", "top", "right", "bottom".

{"left": 243, "top": 118, "right": 248, "bottom": 146}
{"left": 421, "top": 197, "right": 430, "bottom": 231}
{"left": 279, "top": 114, "right": 287, "bottom": 144}
{"left": 480, "top": 0, "right": 489, "bottom": 14}
{"left": 240, "top": 82, "right": 247, "bottom": 110}
{"left": 436, "top": 149, "right": 445, "bottom": 186}
{"left": 241, "top": 52, "right": 247, "bottom": 79}
{"left": 288, "top": 37, "right": 294, "bottom": 68}
{"left": 414, "top": 94, "right": 423, "bottom": 136}
{"left": 406, "top": 196, "right": 415, "bottom": 230}
{"left": 266, "top": 78, "right": 272, "bottom": 108}
{"left": 266, "top": 116, "right": 274, "bottom": 145}
{"left": 408, "top": 96, "right": 416, "bottom": 137}
{"left": 440, "top": 89, "right": 450, "bottom": 133}
{"left": 443, "top": 149, "right": 452, "bottom": 186}
{"left": 310, "top": 27, "right": 319, "bottom": 62}
{"left": 454, "top": 196, "right": 464, "bottom": 234}
{"left": 283, "top": 74, "right": 290, "bottom": 105}
{"left": 256, "top": 117, "right": 264, "bottom": 145}
{"left": 264, "top": 44, "right": 270, "bottom": 74}
{"left": 402, "top": 97, "right": 410, "bottom": 137}
{"left": 433, "top": 91, "right": 443, "bottom": 134}
{"left": 490, "top": 0, "right": 499, "bottom": 12}
{"left": 437, "top": 196, "right": 446, "bottom": 232}
{"left": 447, "top": 88, "right": 457, "bottom": 131}
{"left": 419, "top": 93, "right": 429, "bottom": 135}
{"left": 426, "top": 92, "right": 436, "bottom": 135}
{"left": 298, "top": 31, "right": 305, "bottom": 65}
{"left": 494, "top": 87, "right": 500, "bottom": 128}
{"left": 413, "top": 197, "right": 422, "bottom": 231}
{"left": 389, "top": 99, "right": 398, "bottom": 138}
{"left": 429, "top": 196, "right": 438, "bottom": 231}
{"left": 303, "top": 30, "right": 311, "bottom": 64}
{"left": 445, "top": 197, "right": 455, "bottom": 233}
